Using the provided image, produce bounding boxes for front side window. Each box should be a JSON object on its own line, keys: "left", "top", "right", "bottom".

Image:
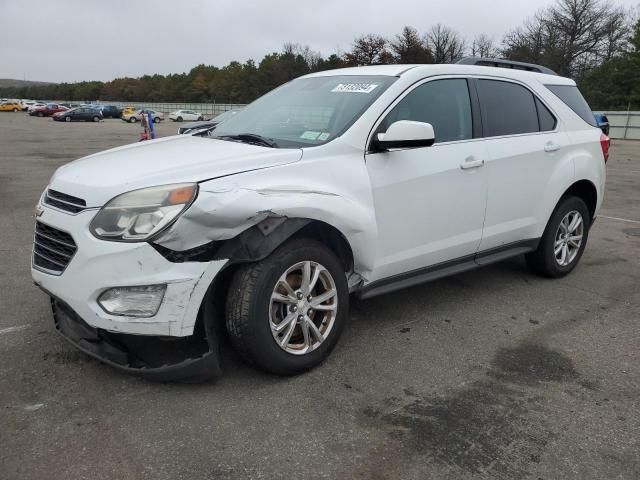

{"left": 212, "top": 75, "right": 396, "bottom": 148}
{"left": 477, "top": 80, "right": 539, "bottom": 137}
{"left": 379, "top": 79, "right": 473, "bottom": 144}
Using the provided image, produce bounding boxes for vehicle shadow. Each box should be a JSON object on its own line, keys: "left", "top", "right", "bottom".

{"left": 216, "top": 256, "right": 533, "bottom": 383}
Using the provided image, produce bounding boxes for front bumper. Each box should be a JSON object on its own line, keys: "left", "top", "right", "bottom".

{"left": 31, "top": 203, "right": 227, "bottom": 338}
{"left": 51, "top": 297, "right": 222, "bottom": 381}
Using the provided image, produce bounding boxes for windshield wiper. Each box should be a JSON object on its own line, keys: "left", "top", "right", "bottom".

{"left": 214, "top": 133, "right": 279, "bottom": 148}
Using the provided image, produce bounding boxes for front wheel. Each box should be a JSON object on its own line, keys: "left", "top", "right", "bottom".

{"left": 13, "top": 108, "right": 18, "bottom": 112}
{"left": 526, "top": 196, "right": 590, "bottom": 278}
{"left": 153, "top": 117, "right": 160, "bottom": 123}
{"left": 93, "top": 116, "right": 100, "bottom": 122}
{"left": 176, "top": 116, "right": 183, "bottom": 122}
{"left": 128, "top": 116, "right": 137, "bottom": 123}
{"left": 226, "top": 238, "right": 349, "bottom": 376}
{"left": 65, "top": 116, "right": 71, "bottom": 122}
{"left": 37, "top": 112, "right": 44, "bottom": 117}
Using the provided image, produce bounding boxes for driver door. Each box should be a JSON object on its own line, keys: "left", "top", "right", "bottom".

{"left": 365, "top": 77, "right": 489, "bottom": 280}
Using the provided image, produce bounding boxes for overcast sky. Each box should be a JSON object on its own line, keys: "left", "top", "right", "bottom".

{"left": 1, "top": 0, "right": 637, "bottom": 83}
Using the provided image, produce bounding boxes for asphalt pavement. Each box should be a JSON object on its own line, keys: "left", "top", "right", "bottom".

{"left": 0, "top": 112, "right": 638, "bottom": 479}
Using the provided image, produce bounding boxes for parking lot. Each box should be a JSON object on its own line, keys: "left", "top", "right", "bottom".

{"left": 0, "top": 112, "right": 638, "bottom": 480}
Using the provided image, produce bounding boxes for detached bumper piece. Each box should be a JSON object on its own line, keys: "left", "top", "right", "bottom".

{"left": 51, "top": 298, "right": 222, "bottom": 382}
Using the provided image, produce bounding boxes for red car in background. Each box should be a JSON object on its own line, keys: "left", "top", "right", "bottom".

{"left": 29, "top": 104, "right": 68, "bottom": 117}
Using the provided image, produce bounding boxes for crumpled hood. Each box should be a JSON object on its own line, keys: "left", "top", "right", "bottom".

{"left": 49, "top": 135, "right": 302, "bottom": 207}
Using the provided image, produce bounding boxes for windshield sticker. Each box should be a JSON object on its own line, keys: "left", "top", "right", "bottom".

{"left": 331, "top": 83, "right": 378, "bottom": 94}
{"left": 318, "top": 132, "right": 331, "bottom": 141}
{"left": 300, "top": 131, "right": 321, "bottom": 140}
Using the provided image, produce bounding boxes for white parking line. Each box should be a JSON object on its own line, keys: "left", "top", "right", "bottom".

{"left": 0, "top": 325, "right": 30, "bottom": 335}
{"left": 599, "top": 215, "right": 640, "bottom": 225}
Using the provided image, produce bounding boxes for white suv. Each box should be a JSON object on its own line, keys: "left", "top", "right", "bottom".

{"left": 32, "top": 61, "right": 608, "bottom": 381}
{"left": 169, "top": 109, "right": 205, "bottom": 122}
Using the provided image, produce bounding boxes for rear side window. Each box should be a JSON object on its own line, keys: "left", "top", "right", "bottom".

{"left": 379, "top": 79, "right": 473, "bottom": 143}
{"left": 477, "top": 80, "right": 539, "bottom": 137}
{"left": 545, "top": 85, "right": 596, "bottom": 127}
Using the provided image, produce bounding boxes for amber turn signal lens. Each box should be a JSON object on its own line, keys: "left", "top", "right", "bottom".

{"left": 167, "top": 185, "right": 196, "bottom": 205}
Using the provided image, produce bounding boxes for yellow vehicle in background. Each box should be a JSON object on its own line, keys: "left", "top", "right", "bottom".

{"left": 0, "top": 101, "right": 21, "bottom": 112}
{"left": 121, "top": 105, "right": 136, "bottom": 116}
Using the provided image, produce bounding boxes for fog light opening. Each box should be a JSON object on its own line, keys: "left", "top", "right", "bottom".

{"left": 98, "top": 284, "right": 167, "bottom": 317}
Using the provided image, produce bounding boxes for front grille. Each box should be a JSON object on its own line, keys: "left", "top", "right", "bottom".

{"left": 33, "top": 222, "right": 77, "bottom": 274}
{"left": 44, "top": 189, "right": 87, "bottom": 213}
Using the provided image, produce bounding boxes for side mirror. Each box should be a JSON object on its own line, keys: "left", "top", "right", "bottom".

{"left": 373, "top": 120, "right": 435, "bottom": 151}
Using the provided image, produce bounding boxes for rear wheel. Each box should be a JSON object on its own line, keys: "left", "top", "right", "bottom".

{"left": 177, "top": 116, "right": 183, "bottom": 122}
{"left": 153, "top": 117, "right": 160, "bottom": 123}
{"left": 37, "top": 112, "right": 43, "bottom": 117}
{"left": 93, "top": 116, "right": 100, "bottom": 122}
{"left": 526, "top": 196, "right": 590, "bottom": 277}
{"left": 226, "top": 238, "right": 348, "bottom": 376}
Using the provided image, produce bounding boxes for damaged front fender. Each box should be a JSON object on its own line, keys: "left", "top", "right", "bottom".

{"left": 154, "top": 180, "right": 377, "bottom": 274}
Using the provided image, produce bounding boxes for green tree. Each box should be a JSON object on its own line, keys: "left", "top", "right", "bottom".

{"left": 579, "top": 19, "right": 640, "bottom": 110}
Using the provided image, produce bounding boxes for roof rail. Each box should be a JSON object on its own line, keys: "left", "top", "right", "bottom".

{"left": 456, "top": 57, "right": 558, "bottom": 76}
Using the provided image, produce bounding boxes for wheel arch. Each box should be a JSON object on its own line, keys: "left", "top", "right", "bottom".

{"left": 560, "top": 179, "right": 598, "bottom": 220}
{"left": 178, "top": 218, "right": 356, "bottom": 339}
{"left": 153, "top": 217, "right": 356, "bottom": 274}
{"left": 293, "top": 220, "right": 355, "bottom": 272}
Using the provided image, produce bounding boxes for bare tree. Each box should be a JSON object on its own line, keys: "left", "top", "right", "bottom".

{"left": 502, "top": 0, "right": 631, "bottom": 77}
{"left": 599, "top": 14, "right": 632, "bottom": 61}
{"left": 344, "top": 34, "right": 391, "bottom": 65}
{"left": 390, "top": 26, "right": 434, "bottom": 63}
{"left": 282, "top": 42, "right": 323, "bottom": 70}
{"left": 471, "top": 34, "right": 498, "bottom": 58}
{"left": 425, "top": 24, "right": 466, "bottom": 63}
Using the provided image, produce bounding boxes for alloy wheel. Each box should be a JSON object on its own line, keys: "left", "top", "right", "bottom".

{"left": 269, "top": 261, "right": 338, "bottom": 355}
{"left": 554, "top": 210, "right": 584, "bottom": 266}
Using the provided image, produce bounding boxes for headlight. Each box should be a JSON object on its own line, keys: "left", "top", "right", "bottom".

{"left": 90, "top": 183, "right": 198, "bottom": 242}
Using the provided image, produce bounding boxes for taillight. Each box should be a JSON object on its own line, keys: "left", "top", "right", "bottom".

{"left": 600, "top": 134, "right": 610, "bottom": 163}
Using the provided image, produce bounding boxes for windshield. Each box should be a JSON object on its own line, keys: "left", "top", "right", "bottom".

{"left": 211, "top": 75, "right": 396, "bottom": 148}
{"left": 212, "top": 110, "right": 238, "bottom": 122}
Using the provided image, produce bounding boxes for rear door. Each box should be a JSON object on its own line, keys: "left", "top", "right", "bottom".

{"left": 475, "top": 78, "right": 569, "bottom": 251}
{"left": 366, "top": 77, "right": 489, "bottom": 280}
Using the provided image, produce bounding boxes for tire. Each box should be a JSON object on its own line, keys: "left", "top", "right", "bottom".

{"left": 65, "top": 116, "right": 71, "bottom": 122}
{"left": 93, "top": 116, "right": 100, "bottom": 122}
{"left": 37, "top": 112, "right": 44, "bottom": 117}
{"left": 128, "top": 116, "right": 137, "bottom": 123}
{"left": 226, "top": 237, "right": 349, "bottom": 376}
{"left": 177, "top": 116, "right": 183, "bottom": 122}
{"left": 526, "top": 195, "right": 590, "bottom": 278}
{"left": 12, "top": 108, "right": 18, "bottom": 112}
{"left": 153, "top": 117, "right": 160, "bottom": 123}
{"left": 198, "top": 116, "right": 203, "bottom": 121}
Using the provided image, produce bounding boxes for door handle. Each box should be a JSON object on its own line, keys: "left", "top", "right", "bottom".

{"left": 544, "top": 142, "right": 561, "bottom": 153}
{"left": 460, "top": 157, "right": 485, "bottom": 170}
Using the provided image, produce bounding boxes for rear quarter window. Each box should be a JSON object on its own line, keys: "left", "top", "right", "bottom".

{"left": 545, "top": 84, "right": 596, "bottom": 127}
{"left": 535, "top": 98, "right": 557, "bottom": 131}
